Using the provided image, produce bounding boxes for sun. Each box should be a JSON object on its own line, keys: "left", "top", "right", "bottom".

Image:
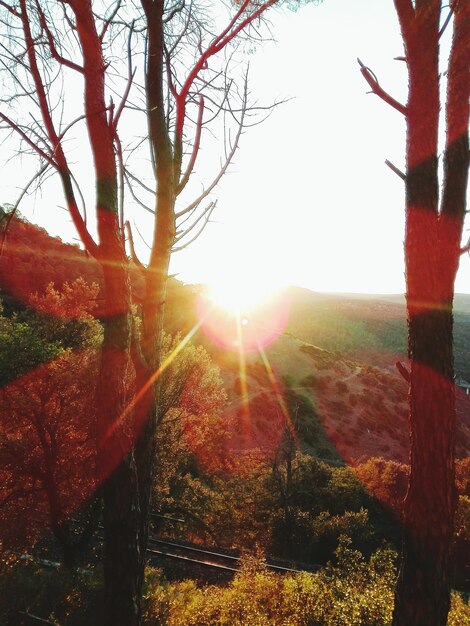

{"left": 196, "top": 267, "right": 290, "bottom": 353}
{"left": 206, "top": 273, "right": 275, "bottom": 315}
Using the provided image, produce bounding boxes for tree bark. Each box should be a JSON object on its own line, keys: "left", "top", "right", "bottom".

{"left": 134, "top": 0, "right": 177, "bottom": 593}
{"left": 393, "top": 307, "right": 456, "bottom": 626}
{"left": 97, "top": 264, "right": 141, "bottom": 626}
{"left": 71, "top": 3, "right": 142, "bottom": 623}
{"left": 391, "top": 2, "right": 470, "bottom": 625}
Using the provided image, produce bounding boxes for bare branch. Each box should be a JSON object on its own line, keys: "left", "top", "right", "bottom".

{"left": 132, "top": 219, "right": 152, "bottom": 251}
{"left": 176, "top": 95, "right": 204, "bottom": 195}
{"left": 0, "top": 1, "right": 20, "bottom": 17}
{"left": 164, "top": 41, "right": 178, "bottom": 100}
{"left": 115, "top": 133, "right": 125, "bottom": 241}
{"left": 179, "top": 1, "right": 276, "bottom": 102}
{"left": 0, "top": 163, "right": 49, "bottom": 255}
{"left": 124, "top": 171, "right": 154, "bottom": 215}
{"left": 439, "top": 5, "right": 455, "bottom": 39}
{"left": 172, "top": 200, "right": 217, "bottom": 252}
{"left": 99, "top": 0, "right": 122, "bottom": 42}
{"left": 175, "top": 75, "right": 248, "bottom": 219}
{"left": 358, "top": 58, "right": 407, "bottom": 116}
{"left": 396, "top": 361, "right": 411, "bottom": 383}
{"left": 0, "top": 112, "right": 55, "bottom": 164}
{"left": 125, "top": 220, "right": 146, "bottom": 270}
{"left": 175, "top": 198, "right": 216, "bottom": 241}
{"left": 35, "top": 1, "right": 84, "bottom": 73}
{"left": 385, "top": 159, "right": 406, "bottom": 180}
{"left": 125, "top": 167, "right": 155, "bottom": 195}
{"left": 18, "top": 610, "right": 58, "bottom": 625}
{"left": 212, "top": 1, "right": 278, "bottom": 56}
{"left": 12, "top": 0, "right": 98, "bottom": 255}
{"left": 164, "top": 0, "right": 186, "bottom": 24}
{"left": 112, "top": 21, "right": 136, "bottom": 130}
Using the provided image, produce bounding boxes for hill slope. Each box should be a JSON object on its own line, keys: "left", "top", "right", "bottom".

{"left": 2, "top": 213, "right": 469, "bottom": 464}
{"left": 164, "top": 284, "right": 470, "bottom": 464}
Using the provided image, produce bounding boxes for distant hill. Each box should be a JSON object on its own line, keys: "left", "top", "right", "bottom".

{"left": 164, "top": 283, "right": 470, "bottom": 465}
{"left": 2, "top": 213, "right": 469, "bottom": 464}
{"left": 0, "top": 211, "right": 144, "bottom": 315}
{"left": 284, "top": 287, "right": 470, "bottom": 382}
{"left": 218, "top": 332, "right": 470, "bottom": 465}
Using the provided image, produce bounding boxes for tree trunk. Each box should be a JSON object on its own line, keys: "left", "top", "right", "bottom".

{"left": 393, "top": 306, "right": 456, "bottom": 626}
{"left": 134, "top": 226, "right": 174, "bottom": 594}
{"left": 389, "top": 4, "right": 470, "bottom": 623}
{"left": 134, "top": 0, "right": 177, "bottom": 593}
{"left": 68, "top": 4, "right": 144, "bottom": 622}
{"left": 97, "top": 262, "right": 141, "bottom": 626}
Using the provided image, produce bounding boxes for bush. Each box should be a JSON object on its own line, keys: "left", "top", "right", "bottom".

{"left": 142, "top": 540, "right": 468, "bottom": 625}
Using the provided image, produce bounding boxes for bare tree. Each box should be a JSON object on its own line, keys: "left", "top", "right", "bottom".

{"left": 0, "top": 1, "right": 148, "bottom": 622}
{"left": 359, "top": 2, "right": 470, "bottom": 624}
{"left": 127, "top": 1, "right": 289, "bottom": 596}
{"left": 0, "top": 1, "right": 310, "bottom": 623}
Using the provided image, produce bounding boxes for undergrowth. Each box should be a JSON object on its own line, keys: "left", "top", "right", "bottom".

{"left": 2, "top": 538, "right": 469, "bottom": 625}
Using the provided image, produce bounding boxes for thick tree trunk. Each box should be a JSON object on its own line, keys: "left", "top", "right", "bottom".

{"left": 134, "top": 220, "right": 174, "bottom": 594}
{"left": 389, "top": 4, "right": 470, "bottom": 623}
{"left": 393, "top": 306, "right": 456, "bottom": 626}
{"left": 134, "top": 0, "right": 177, "bottom": 594}
{"left": 97, "top": 263, "right": 141, "bottom": 626}
{"left": 68, "top": 4, "right": 144, "bottom": 622}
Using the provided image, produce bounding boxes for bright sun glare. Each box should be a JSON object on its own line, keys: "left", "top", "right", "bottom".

{"left": 207, "top": 273, "right": 275, "bottom": 314}
{"left": 196, "top": 265, "right": 290, "bottom": 353}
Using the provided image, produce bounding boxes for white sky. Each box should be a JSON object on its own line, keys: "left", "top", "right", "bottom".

{"left": 2, "top": 0, "right": 470, "bottom": 295}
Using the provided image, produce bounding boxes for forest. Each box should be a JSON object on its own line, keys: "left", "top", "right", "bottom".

{"left": 0, "top": 2, "right": 469, "bottom": 626}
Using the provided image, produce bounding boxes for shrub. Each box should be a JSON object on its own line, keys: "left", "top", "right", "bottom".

{"left": 140, "top": 540, "right": 470, "bottom": 626}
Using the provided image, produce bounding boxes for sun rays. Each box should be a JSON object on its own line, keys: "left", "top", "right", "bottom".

{"left": 106, "top": 281, "right": 297, "bottom": 474}
{"left": 196, "top": 286, "right": 298, "bottom": 461}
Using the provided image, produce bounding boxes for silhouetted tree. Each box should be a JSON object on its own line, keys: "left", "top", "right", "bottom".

{"left": 359, "top": 2, "right": 470, "bottom": 624}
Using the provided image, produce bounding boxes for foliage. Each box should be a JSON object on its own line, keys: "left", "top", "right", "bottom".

{"left": 0, "top": 278, "right": 101, "bottom": 386}
{"left": 0, "top": 553, "right": 103, "bottom": 626}
{"left": 0, "top": 349, "right": 99, "bottom": 554}
{"left": 451, "top": 495, "right": 470, "bottom": 590}
{"left": 142, "top": 540, "right": 470, "bottom": 625}
{"left": 158, "top": 334, "right": 227, "bottom": 422}
{"left": 27, "top": 278, "right": 102, "bottom": 350}
{"left": 354, "top": 458, "right": 408, "bottom": 518}
{"left": 0, "top": 310, "right": 62, "bottom": 387}
{"left": 153, "top": 335, "right": 229, "bottom": 536}
{"left": 0, "top": 280, "right": 101, "bottom": 561}
{"left": 2, "top": 544, "right": 469, "bottom": 626}
{"left": 199, "top": 457, "right": 274, "bottom": 549}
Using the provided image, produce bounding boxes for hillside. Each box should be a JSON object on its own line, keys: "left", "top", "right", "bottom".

{"left": 164, "top": 284, "right": 470, "bottom": 464}
{"left": 284, "top": 287, "right": 470, "bottom": 382}
{"left": 0, "top": 210, "right": 145, "bottom": 314}
{"left": 2, "top": 213, "right": 469, "bottom": 465}
{"left": 216, "top": 333, "right": 470, "bottom": 465}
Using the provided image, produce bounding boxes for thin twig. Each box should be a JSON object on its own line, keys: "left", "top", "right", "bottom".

{"left": 385, "top": 159, "right": 406, "bottom": 180}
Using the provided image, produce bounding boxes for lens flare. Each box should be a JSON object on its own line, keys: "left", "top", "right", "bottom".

{"left": 196, "top": 287, "right": 290, "bottom": 353}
